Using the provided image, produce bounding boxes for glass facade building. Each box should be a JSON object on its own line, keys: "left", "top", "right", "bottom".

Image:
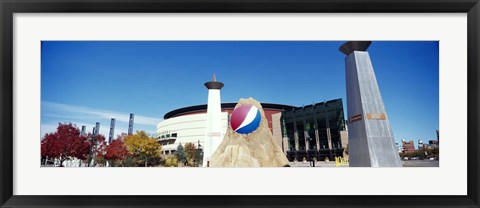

{"left": 281, "top": 99, "right": 347, "bottom": 161}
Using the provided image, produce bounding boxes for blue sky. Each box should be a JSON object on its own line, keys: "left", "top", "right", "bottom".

{"left": 41, "top": 41, "right": 439, "bottom": 147}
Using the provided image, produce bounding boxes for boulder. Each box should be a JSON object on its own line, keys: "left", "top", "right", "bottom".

{"left": 210, "top": 98, "right": 290, "bottom": 167}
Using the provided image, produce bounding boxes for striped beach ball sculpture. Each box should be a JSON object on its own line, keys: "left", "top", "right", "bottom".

{"left": 230, "top": 104, "right": 261, "bottom": 134}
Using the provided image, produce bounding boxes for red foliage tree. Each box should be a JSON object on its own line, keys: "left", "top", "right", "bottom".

{"left": 94, "top": 135, "right": 107, "bottom": 154}
{"left": 41, "top": 123, "right": 91, "bottom": 166}
{"left": 41, "top": 133, "right": 61, "bottom": 159}
{"left": 104, "top": 139, "right": 130, "bottom": 167}
{"left": 71, "top": 133, "right": 91, "bottom": 161}
{"left": 93, "top": 134, "right": 107, "bottom": 166}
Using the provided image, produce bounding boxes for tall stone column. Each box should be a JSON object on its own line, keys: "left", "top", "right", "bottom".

{"left": 340, "top": 41, "right": 402, "bottom": 167}
{"left": 108, "top": 118, "right": 115, "bottom": 144}
{"left": 128, "top": 113, "right": 134, "bottom": 135}
{"left": 203, "top": 74, "right": 224, "bottom": 167}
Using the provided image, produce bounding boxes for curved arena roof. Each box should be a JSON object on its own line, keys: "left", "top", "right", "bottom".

{"left": 164, "top": 103, "right": 295, "bottom": 119}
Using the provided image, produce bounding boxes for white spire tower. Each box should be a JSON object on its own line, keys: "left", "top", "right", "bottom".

{"left": 203, "top": 74, "right": 224, "bottom": 167}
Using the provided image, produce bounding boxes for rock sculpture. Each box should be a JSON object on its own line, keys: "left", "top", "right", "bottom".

{"left": 210, "top": 98, "right": 290, "bottom": 167}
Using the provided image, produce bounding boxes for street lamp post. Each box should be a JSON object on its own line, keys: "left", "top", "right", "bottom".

{"left": 196, "top": 140, "right": 203, "bottom": 167}
{"left": 306, "top": 135, "right": 312, "bottom": 162}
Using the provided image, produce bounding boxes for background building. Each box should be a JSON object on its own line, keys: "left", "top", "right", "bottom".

{"left": 279, "top": 99, "right": 348, "bottom": 161}
{"left": 428, "top": 140, "right": 439, "bottom": 149}
{"left": 418, "top": 139, "right": 426, "bottom": 149}
{"left": 402, "top": 140, "right": 416, "bottom": 153}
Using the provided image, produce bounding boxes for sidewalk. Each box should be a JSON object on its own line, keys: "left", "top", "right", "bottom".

{"left": 288, "top": 161, "right": 347, "bottom": 168}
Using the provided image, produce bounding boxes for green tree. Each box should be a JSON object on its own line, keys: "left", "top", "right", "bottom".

{"left": 175, "top": 143, "right": 187, "bottom": 166}
{"left": 195, "top": 150, "right": 203, "bottom": 166}
{"left": 124, "top": 131, "right": 162, "bottom": 167}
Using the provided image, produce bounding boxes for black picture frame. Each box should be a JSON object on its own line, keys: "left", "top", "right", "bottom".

{"left": 1, "top": 0, "right": 479, "bottom": 207}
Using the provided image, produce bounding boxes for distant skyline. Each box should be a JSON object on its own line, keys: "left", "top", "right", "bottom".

{"left": 41, "top": 41, "right": 439, "bottom": 147}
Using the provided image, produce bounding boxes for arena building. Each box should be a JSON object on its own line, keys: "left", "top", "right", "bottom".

{"left": 157, "top": 99, "right": 349, "bottom": 162}
{"left": 157, "top": 102, "right": 294, "bottom": 155}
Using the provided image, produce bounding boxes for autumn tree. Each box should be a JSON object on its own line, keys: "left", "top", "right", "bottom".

{"left": 165, "top": 156, "right": 178, "bottom": 167}
{"left": 93, "top": 134, "right": 107, "bottom": 167}
{"left": 124, "top": 131, "right": 162, "bottom": 167}
{"left": 184, "top": 142, "right": 196, "bottom": 166}
{"left": 41, "top": 123, "right": 91, "bottom": 166}
{"left": 75, "top": 132, "right": 93, "bottom": 167}
{"left": 104, "top": 139, "right": 130, "bottom": 167}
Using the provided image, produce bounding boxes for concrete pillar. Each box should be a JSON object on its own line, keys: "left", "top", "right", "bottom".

{"left": 340, "top": 41, "right": 402, "bottom": 167}
{"left": 203, "top": 74, "right": 224, "bottom": 167}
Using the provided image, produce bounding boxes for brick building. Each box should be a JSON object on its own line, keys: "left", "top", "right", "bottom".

{"left": 402, "top": 140, "right": 416, "bottom": 153}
